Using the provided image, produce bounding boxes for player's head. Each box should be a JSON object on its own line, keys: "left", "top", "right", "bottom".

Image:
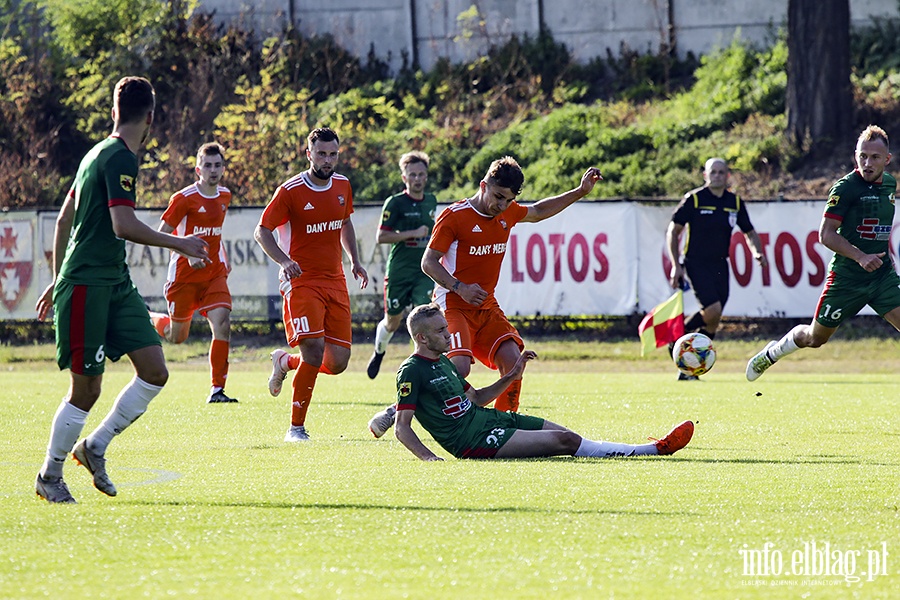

{"left": 703, "top": 157, "right": 729, "bottom": 191}
{"left": 407, "top": 303, "right": 451, "bottom": 354}
{"left": 480, "top": 156, "right": 524, "bottom": 216}
{"left": 855, "top": 125, "right": 891, "bottom": 182}
{"left": 195, "top": 142, "right": 225, "bottom": 187}
{"left": 306, "top": 127, "right": 340, "bottom": 181}
{"left": 112, "top": 77, "right": 155, "bottom": 142}
{"left": 399, "top": 151, "right": 429, "bottom": 197}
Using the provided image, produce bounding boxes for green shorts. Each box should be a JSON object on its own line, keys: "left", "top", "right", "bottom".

{"left": 815, "top": 267, "right": 900, "bottom": 328}
{"left": 54, "top": 278, "right": 161, "bottom": 375}
{"left": 456, "top": 412, "right": 545, "bottom": 459}
{"left": 384, "top": 273, "right": 435, "bottom": 316}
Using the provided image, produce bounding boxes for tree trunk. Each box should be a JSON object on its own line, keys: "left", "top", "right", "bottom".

{"left": 786, "top": 0, "right": 852, "bottom": 153}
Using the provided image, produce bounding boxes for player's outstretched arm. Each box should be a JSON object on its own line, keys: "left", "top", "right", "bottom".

{"left": 468, "top": 350, "right": 537, "bottom": 406}
{"left": 522, "top": 167, "right": 603, "bottom": 223}
{"left": 395, "top": 409, "right": 444, "bottom": 461}
{"left": 110, "top": 205, "right": 209, "bottom": 262}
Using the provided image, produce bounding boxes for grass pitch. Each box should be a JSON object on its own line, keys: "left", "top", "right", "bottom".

{"left": 1, "top": 338, "right": 898, "bottom": 599}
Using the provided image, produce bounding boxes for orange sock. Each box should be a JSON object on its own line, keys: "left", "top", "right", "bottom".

{"left": 150, "top": 312, "right": 170, "bottom": 338}
{"left": 318, "top": 363, "right": 335, "bottom": 375}
{"left": 494, "top": 379, "right": 521, "bottom": 412}
{"left": 210, "top": 339, "right": 229, "bottom": 390}
{"left": 286, "top": 354, "right": 302, "bottom": 371}
{"left": 290, "top": 362, "right": 319, "bottom": 426}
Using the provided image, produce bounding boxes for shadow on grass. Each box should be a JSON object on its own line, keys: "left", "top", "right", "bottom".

{"left": 664, "top": 456, "right": 898, "bottom": 466}
{"left": 121, "top": 499, "right": 701, "bottom": 516}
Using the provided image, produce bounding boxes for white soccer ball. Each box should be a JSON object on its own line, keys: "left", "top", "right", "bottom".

{"left": 671, "top": 332, "right": 716, "bottom": 377}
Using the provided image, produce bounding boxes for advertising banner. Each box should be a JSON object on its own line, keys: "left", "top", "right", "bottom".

{"left": 8, "top": 199, "right": 900, "bottom": 321}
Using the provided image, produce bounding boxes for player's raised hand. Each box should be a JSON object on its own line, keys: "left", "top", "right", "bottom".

{"left": 508, "top": 349, "right": 538, "bottom": 380}
{"left": 578, "top": 167, "right": 603, "bottom": 195}
{"left": 35, "top": 282, "right": 54, "bottom": 321}
{"left": 352, "top": 263, "right": 369, "bottom": 289}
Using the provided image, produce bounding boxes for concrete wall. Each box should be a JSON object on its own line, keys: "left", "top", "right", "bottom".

{"left": 201, "top": 0, "right": 898, "bottom": 73}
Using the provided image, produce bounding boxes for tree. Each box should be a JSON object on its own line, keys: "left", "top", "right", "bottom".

{"left": 786, "top": 0, "right": 852, "bottom": 153}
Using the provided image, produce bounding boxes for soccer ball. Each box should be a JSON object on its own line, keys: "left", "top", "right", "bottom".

{"left": 671, "top": 332, "right": 716, "bottom": 377}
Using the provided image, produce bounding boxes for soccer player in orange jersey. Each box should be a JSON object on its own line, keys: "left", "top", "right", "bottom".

{"left": 367, "top": 157, "right": 602, "bottom": 438}
{"left": 149, "top": 142, "right": 237, "bottom": 404}
{"left": 254, "top": 127, "right": 369, "bottom": 442}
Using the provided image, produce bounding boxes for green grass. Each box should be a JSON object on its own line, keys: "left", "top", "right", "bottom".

{"left": 1, "top": 339, "right": 898, "bottom": 598}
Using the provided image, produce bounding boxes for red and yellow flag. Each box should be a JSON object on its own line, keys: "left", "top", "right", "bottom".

{"left": 638, "top": 290, "right": 685, "bottom": 356}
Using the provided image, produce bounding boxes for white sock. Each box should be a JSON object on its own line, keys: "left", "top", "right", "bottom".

{"left": 769, "top": 325, "right": 803, "bottom": 361}
{"left": 41, "top": 400, "right": 89, "bottom": 480}
{"left": 574, "top": 437, "right": 658, "bottom": 458}
{"left": 374, "top": 319, "right": 395, "bottom": 354}
{"left": 85, "top": 377, "right": 162, "bottom": 455}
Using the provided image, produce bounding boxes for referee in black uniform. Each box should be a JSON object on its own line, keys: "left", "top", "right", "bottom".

{"left": 666, "top": 157, "right": 767, "bottom": 379}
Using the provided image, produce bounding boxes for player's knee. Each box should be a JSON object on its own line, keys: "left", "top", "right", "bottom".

{"left": 140, "top": 365, "right": 169, "bottom": 387}
{"left": 806, "top": 335, "right": 829, "bottom": 348}
{"left": 558, "top": 431, "right": 582, "bottom": 454}
{"left": 326, "top": 359, "right": 349, "bottom": 374}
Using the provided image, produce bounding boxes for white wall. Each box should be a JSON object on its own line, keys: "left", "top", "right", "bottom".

{"left": 199, "top": 0, "right": 898, "bottom": 73}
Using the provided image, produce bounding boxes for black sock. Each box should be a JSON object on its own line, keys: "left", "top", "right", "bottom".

{"left": 684, "top": 312, "right": 705, "bottom": 332}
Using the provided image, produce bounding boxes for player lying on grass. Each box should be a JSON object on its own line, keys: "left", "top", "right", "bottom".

{"left": 393, "top": 303, "right": 694, "bottom": 461}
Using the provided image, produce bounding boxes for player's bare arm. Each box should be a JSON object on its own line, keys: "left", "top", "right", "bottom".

{"left": 395, "top": 408, "right": 444, "bottom": 461}
{"left": 158, "top": 221, "right": 207, "bottom": 269}
{"left": 819, "top": 216, "right": 884, "bottom": 272}
{"left": 522, "top": 167, "right": 603, "bottom": 223}
{"left": 466, "top": 350, "right": 537, "bottom": 407}
{"left": 110, "top": 205, "right": 210, "bottom": 262}
{"left": 421, "top": 247, "right": 488, "bottom": 306}
{"left": 254, "top": 224, "right": 302, "bottom": 278}
{"left": 340, "top": 218, "right": 369, "bottom": 289}
{"left": 376, "top": 225, "right": 429, "bottom": 244}
{"left": 35, "top": 193, "right": 76, "bottom": 320}
{"left": 665, "top": 221, "right": 686, "bottom": 289}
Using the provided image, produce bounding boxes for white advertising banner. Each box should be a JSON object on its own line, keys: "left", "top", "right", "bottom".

{"left": 7, "top": 199, "right": 900, "bottom": 321}
{"left": 494, "top": 202, "right": 638, "bottom": 316}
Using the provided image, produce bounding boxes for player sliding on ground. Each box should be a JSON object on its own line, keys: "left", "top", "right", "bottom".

{"left": 393, "top": 304, "right": 694, "bottom": 461}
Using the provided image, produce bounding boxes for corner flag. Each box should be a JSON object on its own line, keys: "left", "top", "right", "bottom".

{"left": 638, "top": 290, "right": 685, "bottom": 356}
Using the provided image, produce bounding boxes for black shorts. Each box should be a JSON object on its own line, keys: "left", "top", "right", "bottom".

{"left": 684, "top": 258, "right": 729, "bottom": 309}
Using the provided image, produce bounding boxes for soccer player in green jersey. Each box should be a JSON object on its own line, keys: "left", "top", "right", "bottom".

{"left": 33, "top": 77, "right": 210, "bottom": 503}
{"left": 366, "top": 151, "right": 437, "bottom": 380}
{"left": 393, "top": 304, "right": 694, "bottom": 461}
{"left": 747, "top": 125, "right": 899, "bottom": 381}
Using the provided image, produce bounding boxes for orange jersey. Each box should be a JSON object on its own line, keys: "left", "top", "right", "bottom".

{"left": 259, "top": 172, "right": 354, "bottom": 290}
{"left": 429, "top": 199, "right": 528, "bottom": 311}
{"left": 161, "top": 183, "right": 231, "bottom": 284}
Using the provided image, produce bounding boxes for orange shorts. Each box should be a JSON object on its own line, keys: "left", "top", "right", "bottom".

{"left": 164, "top": 275, "right": 232, "bottom": 322}
{"left": 282, "top": 284, "right": 352, "bottom": 348}
{"left": 445, "top": 305, "right": 523, "bottom": 370}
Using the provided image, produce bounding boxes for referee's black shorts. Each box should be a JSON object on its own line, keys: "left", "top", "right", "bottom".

{"left": 684, "top": 258, "right": 729, "bottom": 309}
